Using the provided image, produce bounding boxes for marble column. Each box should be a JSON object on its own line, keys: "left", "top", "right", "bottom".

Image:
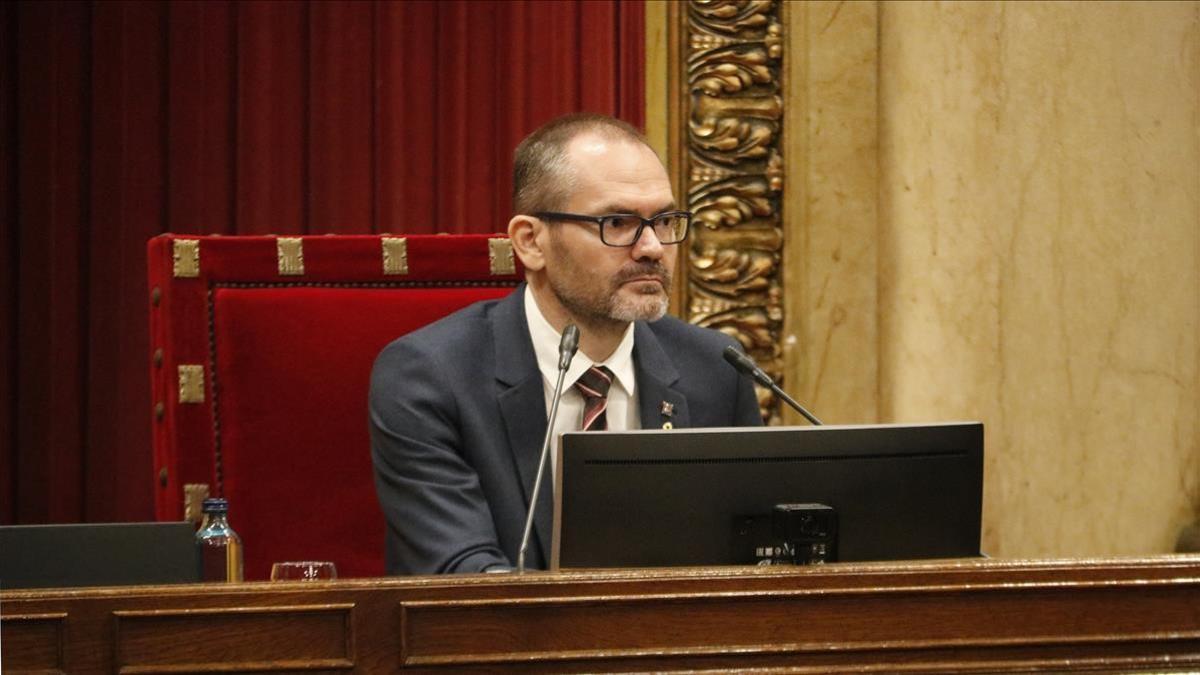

{"left": 877, "top": 0, "right": 1200, "bottom": 556}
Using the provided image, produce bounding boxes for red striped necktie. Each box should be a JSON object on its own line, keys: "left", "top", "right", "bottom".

{"left": 575, "top": 365, "right": 614, "bottom": 431}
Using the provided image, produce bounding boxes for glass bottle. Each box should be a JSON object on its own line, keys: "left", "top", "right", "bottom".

{"left": 196, "top": 498, "right": 244, "bottom": 582}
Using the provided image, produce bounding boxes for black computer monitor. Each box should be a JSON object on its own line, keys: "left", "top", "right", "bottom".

{"left": 552, "top": 422, "right": 983, "bottom": 569}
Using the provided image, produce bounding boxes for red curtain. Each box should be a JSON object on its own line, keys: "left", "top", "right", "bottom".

{"left": 0, "top": 0, "right": 644, "bottom": 524}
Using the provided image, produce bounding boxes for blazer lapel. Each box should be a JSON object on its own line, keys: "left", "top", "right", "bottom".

{"left": 492, "top": 286, "right": 553, "bottom": 566}
{"left": 633, "top": 323, "right": 690, "bottom": 429}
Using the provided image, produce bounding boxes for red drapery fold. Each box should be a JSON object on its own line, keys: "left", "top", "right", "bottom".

{"left": 0, "top": 0, "right": 644, "bottom": 524}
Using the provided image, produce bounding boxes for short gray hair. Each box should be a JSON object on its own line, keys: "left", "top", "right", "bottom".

{"left": 512, "top": 113, "right": 652, "bottom": 215}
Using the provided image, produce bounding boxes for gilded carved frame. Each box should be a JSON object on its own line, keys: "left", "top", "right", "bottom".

{"left": 663, "top": 0, "right": 787, "bottom": 423}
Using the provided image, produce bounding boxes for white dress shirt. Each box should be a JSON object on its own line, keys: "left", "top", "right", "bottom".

{"left": 523, "top": 286, "right": 641, "bottom": 478}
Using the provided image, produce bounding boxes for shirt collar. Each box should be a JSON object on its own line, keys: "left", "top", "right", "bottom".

{"left": 524, "top": 286, "right": 637, "bottom": 396}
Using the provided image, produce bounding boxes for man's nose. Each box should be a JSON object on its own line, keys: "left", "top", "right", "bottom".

{"left": 631, "top": 223, "right": 665, "bottom": 260}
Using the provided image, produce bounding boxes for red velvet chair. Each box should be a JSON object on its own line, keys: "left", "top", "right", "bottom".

{"left": 147, "top": 234, "right": 523, "bottom": 579}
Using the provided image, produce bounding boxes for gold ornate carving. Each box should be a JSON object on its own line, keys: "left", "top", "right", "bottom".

{"left": 178, "top": 364, "right": 205, "bottom": 404}
{"left": 691, "top": 0, "right": 774, "bottom": 35}
{"left": 172, "top": 239, "right": 200, "bottom": 278}
{"left": 680, "top": 0, "right": 785, "bottom": 423}
{"left": 382, "top": 237, "right": 409, "bottom": 275}
{"left": 277, "top": 237, "right": 305, "bottom": 276}
{"left": 488, "top": 238, "right": 516, "bottom": 276}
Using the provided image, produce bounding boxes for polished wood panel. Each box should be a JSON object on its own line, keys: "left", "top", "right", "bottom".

{"left": 1, "top": 613, "right": 66, "bottom": 673}
{"left": 114, "top": 604, "right": 354, "bottom": 673}
{"left": 3, "top": 557, "right": 1200, "bottom": 673}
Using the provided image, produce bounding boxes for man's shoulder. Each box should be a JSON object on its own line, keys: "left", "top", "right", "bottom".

{"left": 374, "top": 290, "right": 514, "bottom": 364}
{"left": 402, "top": 296, "right": 500, "bottom": 342}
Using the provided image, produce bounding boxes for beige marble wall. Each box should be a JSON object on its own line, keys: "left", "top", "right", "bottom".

{"left": 782, "top": 1, "right": 881, "bottom": 426}
{"left": 877, "top": 1, "right": 1200, "bottom": 556}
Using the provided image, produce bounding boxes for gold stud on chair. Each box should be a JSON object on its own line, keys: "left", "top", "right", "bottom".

{"left": 178, "top": 364, "right": 205, "bottom": 403}
{"left": 277, "top": 237, "right": 305, "bottom": 276}
{"left": 382, "top": 237, "right": 409, "bottom": 275}
{"left": 489, "top": 238, "right": 515, "bottom": 276}
{"left": 173, "top": 240, "right": 200, "bottom": 278}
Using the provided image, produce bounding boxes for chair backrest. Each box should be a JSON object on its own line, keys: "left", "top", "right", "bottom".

{"left": 147, "top": 234, "right": 522, "bottom": 579}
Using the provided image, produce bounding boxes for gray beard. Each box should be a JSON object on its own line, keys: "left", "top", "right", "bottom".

{"left": 550, "top": 269, "right": 671, "bottom": 328}
{"left": 608, "top": 285, "right": 669, "bottom": 323}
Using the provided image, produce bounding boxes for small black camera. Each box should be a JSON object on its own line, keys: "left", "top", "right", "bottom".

{"left": 772, "top": 503, "right": 838, "bottom": 565}
{"left": 732, "top": 503, "right": 838, "bottom": 566}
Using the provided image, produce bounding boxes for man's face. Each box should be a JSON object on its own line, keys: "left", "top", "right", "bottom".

{"left": 541, "top": 134, "right": 678, "bottom": 327}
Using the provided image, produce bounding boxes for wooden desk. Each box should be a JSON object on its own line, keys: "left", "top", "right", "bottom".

{"left": 4, "top": 556, "right": 1199, "bottom": 673}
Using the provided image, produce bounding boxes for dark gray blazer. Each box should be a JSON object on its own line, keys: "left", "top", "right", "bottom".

{"left": 369, "top": 286, "right": 763, "bottom": 574}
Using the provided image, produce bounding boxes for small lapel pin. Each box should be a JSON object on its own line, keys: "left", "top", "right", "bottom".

{"left": 660, "top": 401, "right": 675, "bottom": 417}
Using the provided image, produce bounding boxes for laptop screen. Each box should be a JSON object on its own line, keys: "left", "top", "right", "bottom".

{"left": 1, "top": 521, "right": 200, "bottom": 589}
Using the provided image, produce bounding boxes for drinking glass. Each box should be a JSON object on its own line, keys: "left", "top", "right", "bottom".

{"left": 269, "top": 561, "right": 337, "bottom": 581}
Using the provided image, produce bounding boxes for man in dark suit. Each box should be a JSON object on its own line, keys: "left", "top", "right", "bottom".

{"left": 369, "top": 113, "right": 763, "bottom": 575}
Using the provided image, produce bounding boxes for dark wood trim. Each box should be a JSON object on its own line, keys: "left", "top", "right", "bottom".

{"left": 4, "top": 557, "right": 1200, "bottom": 673}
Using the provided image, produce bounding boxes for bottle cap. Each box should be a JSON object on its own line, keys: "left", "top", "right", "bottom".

{"left": 201, "top": 498, "right": 229, "bottom": 514}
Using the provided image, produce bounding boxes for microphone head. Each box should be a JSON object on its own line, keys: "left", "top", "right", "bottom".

{"left": 558, "top": 324, "right": 580, "bottom": 370}
{"left": 561, "top": 324, "right": 580, "bottom": 355}
{"left": 722, "top": 345, "right": 774, "bottom": 388}
{"left": 722, "top": 344, "right": 753, "bottom": 371}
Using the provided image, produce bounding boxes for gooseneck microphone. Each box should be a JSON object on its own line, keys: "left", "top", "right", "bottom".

{"left": 517, "top": 323, "right": 580, "bottom": 573}
{"left": 722, "top": 345, "right": 823, "bottom": 426}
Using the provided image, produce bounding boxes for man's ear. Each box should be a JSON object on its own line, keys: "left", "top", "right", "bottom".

{"left": 507, "top": 214, "right": 546, "bottom": 271}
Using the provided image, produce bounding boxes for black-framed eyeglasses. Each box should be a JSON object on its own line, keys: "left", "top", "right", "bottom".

{"left": 534, "top": 210, "right": 692, "bottom": 247}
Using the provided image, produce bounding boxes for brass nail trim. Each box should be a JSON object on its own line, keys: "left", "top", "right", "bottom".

{"left": 277, "top": 237, "right": 305, "bottom": 276}
{"left": 172, "top": 240, "right": 200, "bottom": 278}
{"left": 382, "top": 237, "right": 409, "bottom": 275}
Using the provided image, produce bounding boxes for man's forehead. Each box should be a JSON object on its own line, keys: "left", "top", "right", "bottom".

{"left": 558, "top": 131, "right": 673, "bottom": 211}
{"left": 565, "top": 131, "right": 657, "bottom": 163}
{"left": 569, "top": 134, "right": 612, "bottom": 158}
